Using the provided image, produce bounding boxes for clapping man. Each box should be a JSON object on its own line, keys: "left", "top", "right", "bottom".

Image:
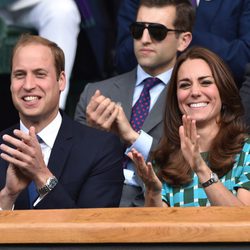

{"left": 0, "top": 34, "right": 124, "bottom": 210}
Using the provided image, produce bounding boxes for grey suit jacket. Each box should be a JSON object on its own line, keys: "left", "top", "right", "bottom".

{"left": 74, "top": 68, "right": 167, "bottom": 206}
{"left": 75, "top": 68, "right": 167, "bottom": 151}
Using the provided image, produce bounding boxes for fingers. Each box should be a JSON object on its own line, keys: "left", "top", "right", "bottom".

{"left": 0, "top": 128, "right": 42, "bottom": 169}
{"left": 129, "top": 149, "right": 146, "bottom": 175}
{"left": 86, "top": 90, "right": 119, "bottom": 130}
{"left": 181, "top": 115, "right": 198, "bottom": 145}
{"left": 0, "top": 149, "right": 27, "bottom": 168}
{"left": 130, "top": 149, "right": 162, "bottom": 192}
{"left": 130, "top": 149, "right": 150, "bottom": 179}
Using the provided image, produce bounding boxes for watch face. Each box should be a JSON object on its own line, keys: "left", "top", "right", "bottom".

{"left": 38, "top": 176, "right": 58, "bottom": 196}
{"left": 201, "top": 172, "right": 218, "bottom": 188}
{"left": 47, "top": 177, "right": 58, "bottom": 190}
{"left": 212, "top": 172, "right": 219, "bottom": 183}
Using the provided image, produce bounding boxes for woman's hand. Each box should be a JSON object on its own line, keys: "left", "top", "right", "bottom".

{"left": 179, "top": 115, "right": 205, "bottom": 173}
{"left": 128, "top": 148, "right": 162, "bottom": 193}
{"left": 128, "top": 148, "right": 164, "bottom": 206}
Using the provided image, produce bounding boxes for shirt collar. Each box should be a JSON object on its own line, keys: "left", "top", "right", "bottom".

{"left": 20, "top": 112, "right": 62, "bottom": 149}
{"left": 136, "top": 64, "right": 173, "bottom": 86}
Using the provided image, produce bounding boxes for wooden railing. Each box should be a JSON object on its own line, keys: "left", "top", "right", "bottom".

{"left": 0, "top": 207, "right": 250, "bottom": 244}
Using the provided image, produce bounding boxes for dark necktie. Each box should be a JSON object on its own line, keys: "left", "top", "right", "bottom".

{"left": 130, "top": 77, "right": 161, "bottom": 132}
{"left": 75, "top": 0, "right": 95, "bottom": 28}
{"left": 28, "top": 135, "right": 43, "bottom": 208}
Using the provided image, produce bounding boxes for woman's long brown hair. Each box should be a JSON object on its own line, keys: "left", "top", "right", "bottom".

{"left": 153, "top": 47, "right": 247, "bottom": 186}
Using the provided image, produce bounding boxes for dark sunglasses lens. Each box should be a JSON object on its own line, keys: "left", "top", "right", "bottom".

{"left": 130, "top": 23, "right": 144, "bottom": 39}
{"left": 130, "top": 23, "right": 168, "bottom": 41}
{"left": 148, "top": 25, "right": 167, "bottom": 41}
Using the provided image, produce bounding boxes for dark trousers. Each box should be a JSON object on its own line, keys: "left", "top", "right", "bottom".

{"left": 119, "top": 184, "right": 145, "bottom": 207}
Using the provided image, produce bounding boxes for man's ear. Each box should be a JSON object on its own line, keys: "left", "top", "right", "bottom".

{"left": 177, "top": 32, "right": 192, "bottom": 52}
{"left": 58, "top": 71, "right": 66, "bottom": 92}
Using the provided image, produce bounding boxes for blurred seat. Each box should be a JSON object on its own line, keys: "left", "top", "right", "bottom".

{"left": 0, "top": 16, "right": 37, "bottom": 74}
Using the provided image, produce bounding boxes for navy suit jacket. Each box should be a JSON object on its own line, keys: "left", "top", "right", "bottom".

{"left": 0, "top": 113, "right": 124, "bottom": 209}
{"left": 191, "top": 0, "right": 250, "bottom": 87}
{"left": 115, "top": 0, "right": 250, "bottom": 87}
{"left": 240, "top": 63, "right": 250, "bottom": 128}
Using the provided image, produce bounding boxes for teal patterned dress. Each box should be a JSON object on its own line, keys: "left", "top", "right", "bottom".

{"left": 161, "top": 139, "right": 250, "bottom": 207}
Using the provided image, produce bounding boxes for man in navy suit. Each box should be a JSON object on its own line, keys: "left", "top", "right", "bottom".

{"left": 115, "top": 0, "right": 250, "bottom": 87}
{"left": 0, "top": 34, "right": 124, "bottom": 210}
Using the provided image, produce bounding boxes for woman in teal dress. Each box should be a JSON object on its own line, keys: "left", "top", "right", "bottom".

{"left": 129, "top": 46, "right": 250, "bottom": 207}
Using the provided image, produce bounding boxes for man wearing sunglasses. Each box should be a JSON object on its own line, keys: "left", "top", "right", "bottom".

{"left": 115, "top": 0, "right": 250, "bottom": 88}
{"left": 74, "top": 0, "right": 194, "bottom": 207}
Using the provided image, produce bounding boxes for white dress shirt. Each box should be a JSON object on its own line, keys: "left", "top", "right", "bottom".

{"left": 20, "top": 111, "right": 62, "bottom": 206}
{"left": 20, "top": 111, "right": 62, "bottom": 165}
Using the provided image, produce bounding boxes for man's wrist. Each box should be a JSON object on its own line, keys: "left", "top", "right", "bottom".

{"left": 0, "top": 188, "right": 18, "bottom": 210}
{"left": 37, "top": 176, "right": 58, "bottom": 197}
{"left": 0, "top": 204, "right": 15, "bottom": 211}
{"left": 123, "top": 129, "right": 140, "bottom": 145}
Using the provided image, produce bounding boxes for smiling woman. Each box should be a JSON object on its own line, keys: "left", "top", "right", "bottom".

{"left": 176, "top": 58, "right": 222, "bottom": 128}
{"left": 128, "top": 46, "right": 250, "bottom": 207}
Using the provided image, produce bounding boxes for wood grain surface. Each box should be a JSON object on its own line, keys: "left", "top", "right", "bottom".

{"left": 0, "top": 207, "right": 250, "bottom": 243}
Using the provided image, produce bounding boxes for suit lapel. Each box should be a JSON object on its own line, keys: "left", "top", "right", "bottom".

{"left": 114, "top": 69, "right": 167, "bottom": 133}
{"left": 47, "top": 113, "right": 73, "bottom": 179}
{"left": 142, "top": 85, "right": 167, "bottom": 133}
{"left": 15, "top": 115, "right": 73, "bottom": 209}
{"left": 197, "top": 0, "right": 223, "bottom": 28}
{"left": 113, "top": 69, "right": 137, "bottom": 120}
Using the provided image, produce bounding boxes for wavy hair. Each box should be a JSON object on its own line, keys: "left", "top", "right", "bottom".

{"left": 153, "top": 46, "right": 247, "bottom": 186}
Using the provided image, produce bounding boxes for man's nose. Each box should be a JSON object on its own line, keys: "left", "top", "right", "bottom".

{"left": 141, "top": 27, "right": 152, "bottom": 43}
{"left": 23, "top": 74, "right": 36, "bottom": 89}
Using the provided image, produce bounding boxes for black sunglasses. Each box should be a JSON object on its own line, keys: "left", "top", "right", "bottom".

{"left": 130, "top": 22, "right": 185, "bottom": 41}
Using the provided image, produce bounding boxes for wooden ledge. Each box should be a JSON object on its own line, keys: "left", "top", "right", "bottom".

{"left": 0, "top": 207, "right": 250, "bottom": 243}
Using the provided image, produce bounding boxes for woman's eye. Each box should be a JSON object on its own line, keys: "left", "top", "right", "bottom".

{"left": 178, "top": 82, "right": 190, "bottom": 89}
{"left": 201, "top": 80, "right": 213, "bottom": 86}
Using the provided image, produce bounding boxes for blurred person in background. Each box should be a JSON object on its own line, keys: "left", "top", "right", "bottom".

{"left": 0, "top": 0, "right": 81, "bottom": 109}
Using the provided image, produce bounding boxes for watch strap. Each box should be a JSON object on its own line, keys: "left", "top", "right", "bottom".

{"left": 37, "top": 176, "right": 58, "bottom": 196}
{"left": 201, "top": 172, "right": 218, "bottom": 188}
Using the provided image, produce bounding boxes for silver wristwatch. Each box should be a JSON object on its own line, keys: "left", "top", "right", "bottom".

{"left": 201, "top": 172, "right": 219, "bottom": 188}
{"left": 37, "top": 176, "right": 58, "bottom": 196}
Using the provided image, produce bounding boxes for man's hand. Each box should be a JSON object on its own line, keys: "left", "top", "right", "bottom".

{"left": 87, "top": 90, "right": 139, "bottom": 145}
{"left": 0, "top": 126, "right": 53, "bottom": 190}
{"left": 0, "top": 162, "right": 30, "bottom": 209}
{"left": 86, "top": 90, "right": 119, "bottom": 131}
